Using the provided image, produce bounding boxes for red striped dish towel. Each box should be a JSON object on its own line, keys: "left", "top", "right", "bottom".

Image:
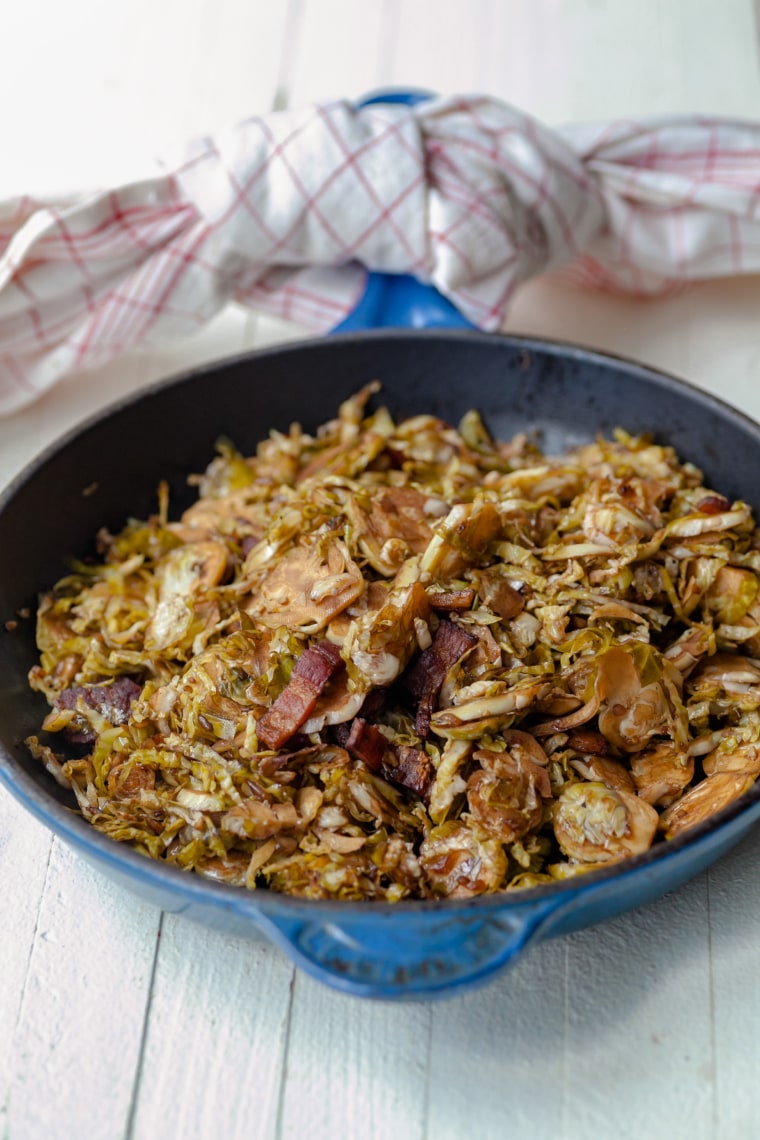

{"left": 2, "top": 95, "right": 760, "bottom": 412}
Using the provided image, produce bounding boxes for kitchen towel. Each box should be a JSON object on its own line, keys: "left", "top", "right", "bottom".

{"left": 2, "top": 95, "right": 759, "bottom": 412}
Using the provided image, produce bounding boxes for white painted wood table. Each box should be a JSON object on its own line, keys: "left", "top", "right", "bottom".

{"left": 3, "top": 2, "right": 760, "bottom": 1137}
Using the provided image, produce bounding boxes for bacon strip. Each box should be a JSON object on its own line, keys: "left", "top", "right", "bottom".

{"left": 404, "top": 620, "right": 478, "bottom": 737}
{"left": 257, "top": 641, "right": 345, "bottom": 750}
{"left": 342, "top": 717, "right": 387, "bottom": 771}
{"left": 341, "top": 717, "right": 433, "bottom": 799}
{"left": 389, "top": 745, "right": 434, "bottom": 799}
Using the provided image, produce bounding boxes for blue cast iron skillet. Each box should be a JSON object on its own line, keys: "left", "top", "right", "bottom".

{"left": 2, "top": 95, "right": 760, "bottom": 1000}
{"left": 2, "top": 315, "right": 760, "bottom": 1000}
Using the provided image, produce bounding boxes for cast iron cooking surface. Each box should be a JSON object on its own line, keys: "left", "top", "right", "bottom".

{"left": 1, "top": 329, "right": 758, "bottom": 831}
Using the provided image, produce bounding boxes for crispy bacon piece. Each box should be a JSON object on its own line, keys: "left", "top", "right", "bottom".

{"left": 428, "top": 589, "right": 475, "bottom": 612}
{"left": 404, "top": 620, "right": 479, "bottom": 737}
{"left": 342, "top": 717, "right": 387, "bottom": 771}
{"left": 341, "top": 717, "right": 433, "bottom": 799}
{"left": 257, "top": 641, "right": 345, "bottom": 750}
{"left": 58, "top": 677, "right": 142, "bottom": 744}
{"left": 388, "top": 746, "right": 434, "bottom": 799}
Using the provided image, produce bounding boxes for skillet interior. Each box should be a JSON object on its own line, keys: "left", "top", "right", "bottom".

{"left": 2, "top": 329, "right": 760, "bottom": 962}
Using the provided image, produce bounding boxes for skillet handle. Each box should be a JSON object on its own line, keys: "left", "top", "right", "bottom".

{"left": 330, "top": 90, "right": 477, "bottom": 335}
{"left": 257, "top": 901, "right": 560, "bottom": 1000}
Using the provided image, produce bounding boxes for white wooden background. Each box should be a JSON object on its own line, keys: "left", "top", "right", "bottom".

{"left": 2, "top": 2, "right": 760, "bottom": 1137}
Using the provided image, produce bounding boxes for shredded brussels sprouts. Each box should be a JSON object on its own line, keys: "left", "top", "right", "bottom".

{"left": 26, "top": 384, "right": 760, "bottom": 900}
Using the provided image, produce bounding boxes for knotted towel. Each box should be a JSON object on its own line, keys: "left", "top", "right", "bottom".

{"left": 2, "top": 95, "right": 760, "bottom": 411}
